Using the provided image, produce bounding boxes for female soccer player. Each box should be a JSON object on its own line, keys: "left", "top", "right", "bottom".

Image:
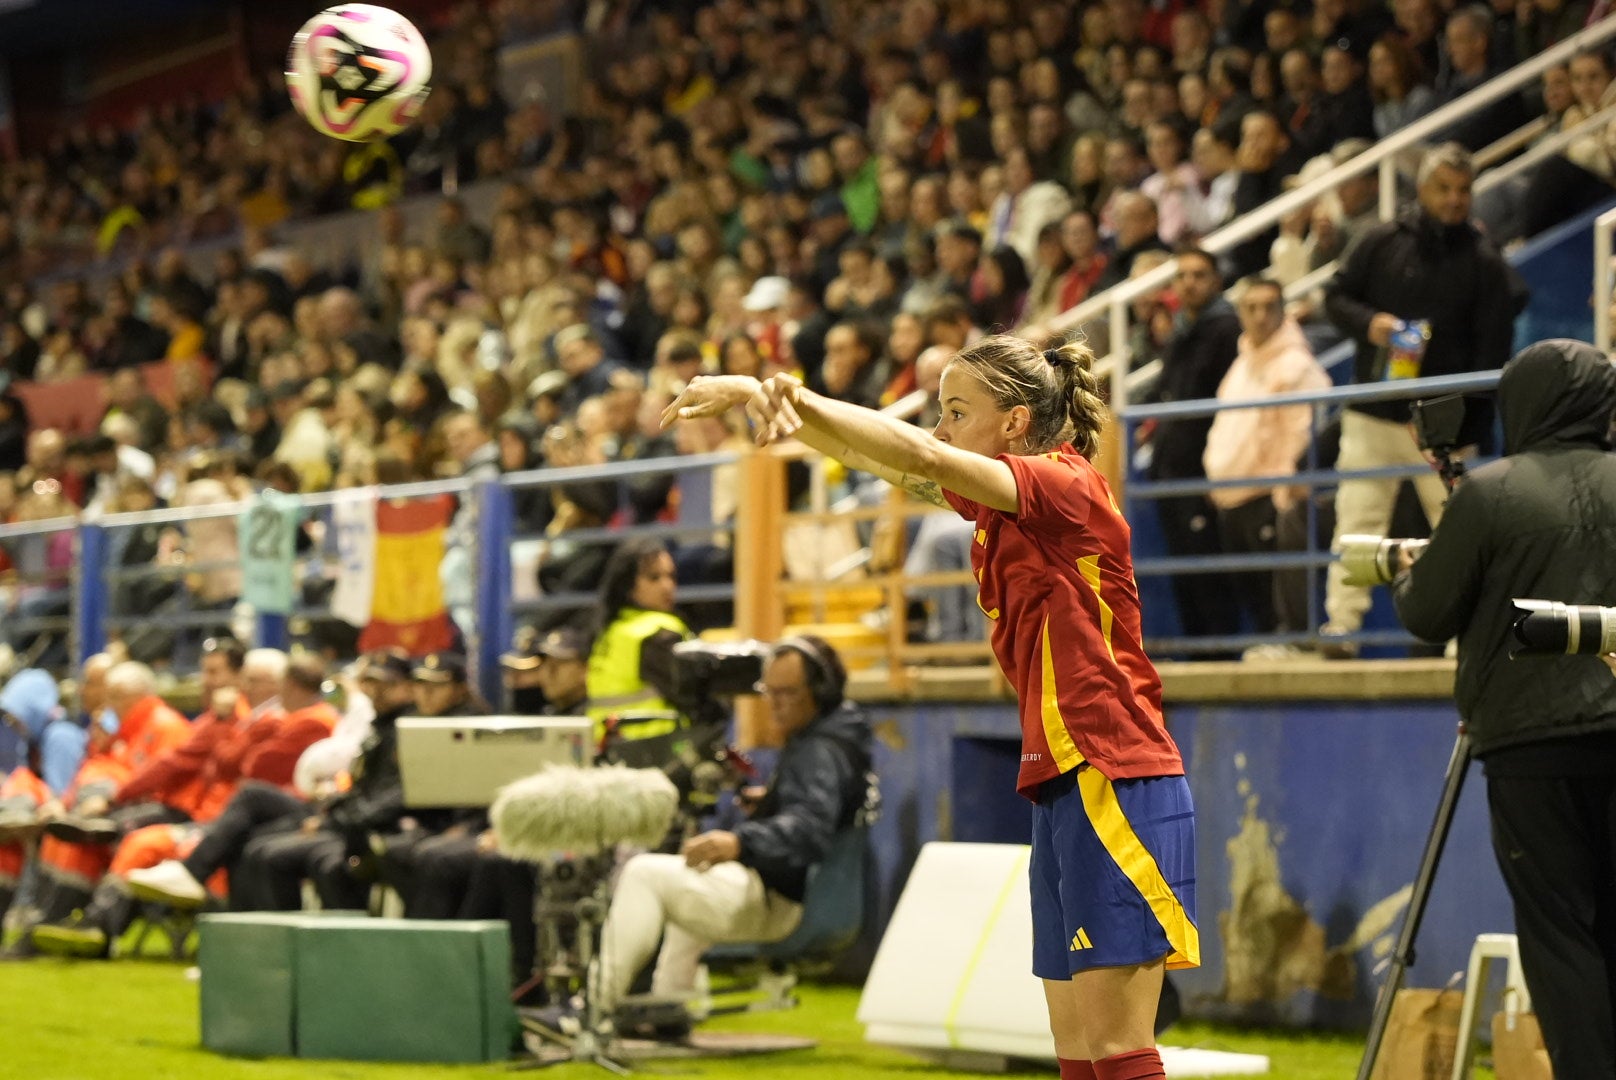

{"left": 663, "top": 335, "right": 1196, "bottom": 1080}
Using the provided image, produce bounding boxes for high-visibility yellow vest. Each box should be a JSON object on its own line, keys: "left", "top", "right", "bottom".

{"left": 586, "top": 608, "right": 690, "bottom": 742}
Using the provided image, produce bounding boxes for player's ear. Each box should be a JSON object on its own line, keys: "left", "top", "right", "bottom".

{"left": 1003, "top": 403, "right": 1032, "bottom": 443}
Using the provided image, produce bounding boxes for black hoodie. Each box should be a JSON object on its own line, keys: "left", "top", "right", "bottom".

{"left": 1394, "top": 340, "right": 1616, "bottom": 759}
{"left": 734, "top": 703, "right": 872, "bottom": 903}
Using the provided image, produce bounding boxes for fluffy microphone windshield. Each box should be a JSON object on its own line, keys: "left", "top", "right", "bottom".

{"left": 491, "top": 764, "right": 680, "bottom": 859}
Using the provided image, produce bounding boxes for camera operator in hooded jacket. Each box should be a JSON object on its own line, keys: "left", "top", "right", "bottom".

{"left": 1392, "top": 339, "right": 1616, "bottom": 1080}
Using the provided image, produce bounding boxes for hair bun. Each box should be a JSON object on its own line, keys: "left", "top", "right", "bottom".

{"left": 1045, "top": 339, "right": 1095, "bottom": 373}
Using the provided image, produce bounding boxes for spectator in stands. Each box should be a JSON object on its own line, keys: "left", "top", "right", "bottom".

{"left": 555, "top": 324, "right": 625, "bottom": 416}
{"left": 1140, "top": 122, "right": 1204, "bottom": 246}
{"left": 587, "top": 638, "right": 870, "bottom": 1035}
{"left": 1203, "top": 278, "right": 1332, "bottom": 655}
{"left": 1227, "top": 110, "right": 1300, "bottom": 279}
{"left": 986, "top": 147, "right": 1072, "bottom": 267}
{"left": 1435, "top": 5, "right": 1531, "bottom": 151}
{"left": 1096, "top": 192, "right": 1169, "bottom": 291}
{"left": 1516, "top": 0, "right": 1594, "bottom": 61}
{"left": 1321, "top": 143, "right": 1523, "bottom": 656}
{"left": 1145, "top": 248, "right": 1243, "bottom": 649}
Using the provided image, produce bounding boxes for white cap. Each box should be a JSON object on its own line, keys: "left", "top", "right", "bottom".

{"left": 741, "top": 276, "right": 790, "bottom": 312}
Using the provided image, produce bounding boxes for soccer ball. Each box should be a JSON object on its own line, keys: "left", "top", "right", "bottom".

{"left": 285, "top": 4, "right": 432, "bottom": 142}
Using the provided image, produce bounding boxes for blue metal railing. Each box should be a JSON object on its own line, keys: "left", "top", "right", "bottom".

{"left": 1118, "top": 369, "right": 1503, "bottom": 657}
{"left": 0, "top": 454, "right": 737, "bottom": 705}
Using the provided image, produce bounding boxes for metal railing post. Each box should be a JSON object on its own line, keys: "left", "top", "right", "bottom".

{"left": 73, "top": 523, "right": 107, "bottom": 666}
{"left": 1378, "top": 156, "right": 1397, "bottom": 222}
{"left": 473, "top": 480, "right": 515, "bottom": 709}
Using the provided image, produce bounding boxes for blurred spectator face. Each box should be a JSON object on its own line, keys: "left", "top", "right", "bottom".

{"left": 200, "top": 648, "right": 238, "bottom": 700}
{"left": 1061, "top": 212, "right": 1100, "bottom": 260}
{"left": 671, "top": 290, "right": 706, "bottom": 329}
{"left": 879, "top": 172, "right": 912, "bottom": 225}
{"left": 801, "top": 148, "right": 836, "bottom": 192}
{"left": 987, "top": 76, "right": 1019, "bottom": 116}
{"left": 1321, "top": 48, "right": 1360, "bottom": 96}
{"left": 890, "top": 313, "right": 925, "bottom": 366}
{"left": 1237, "top": 112, "right": 1288, "bottom": 173}
{"left": 413, "top": 678, "right": 467, "bottom": 718}
{"left": 1070, "top": 137, "right": 1104, "bottom": 186}
{"left": 1237, "top": 282, "right": 1285, "bottom": 346}
{"left": 1145, "top": 123, "right": 1184, "bottom": 174}
{"left": 1265, "top": 9, "right": 1301, "bottom": 52}
{"left": 723, "top": 336, "right": 764, "bottom": 378}
{"left": 1173, "top": 253, "right": 1221, "bottom": 313}
{"left": 1104, "top": 139, "right": 1147, "bottom": 186}
{"left": 915, "top": 346, "right": 952, "bottom": 399}
{"left": 1394, "top": 0, "right": 1438, "bottom": 42}
{"left": 979, "top": 166, "right": 1005, "bottom": 208}
{"left": 1003, "top": 149, "right": 1034, "bottom": 195}
{"left": 27, "top": 429, "right": 64, "bottom": 473}
{"left": 1570, "top": 54, "right": 1613, "bottom": 111}
{"left": 1082, "top": 5, "right": 1113, "bottom": 46}
{"left": 1114, "top": 194, "right": 1160, "bottom": 248}
{"left": 1281, "top": 50, "right": 1317, "bottom": 101}
{"left": 559, "top": 334, "right": 604, "bottom": 376}
{"left": 1121, "top": 79, "right": 1155, "bottom": 127}
{"left": 1027, "top": 104, "right": 1063, "bottom": 155}
{"left": 990, "top": 112, "right": 1023, "bottom": 159}
{"left": 1418, "top": 163, "right": 1473, "bottom": 227}
{"left": 443, "top": 413, "right": 490, "bottom": 466}
{"left": 1105, "top": 44, "right": 1132, "bottom": 90}
{"left": 1026, "top": 60, "right": 1063, "bottom": 106}
{"left": 822, "top": 325, "right": 871, "bottom": 396}
{"left": 1445, "top": 14, "right": 1489, "bottom": 76}
{"left": 1172, "top": 11, "right": 1210, "bottom": 64}
{"left": 832, "top": 134, "right": 868, "bottom": 179}
{"left": 1251, "top": 53, "right": 1277, "bottom": 102}
{"left": 1338, "top": 170, "right": 1378, "bottom": 215}
{"left": 107, "top": 369, "right": 144, "bottom": 408}
{"left": 1542, "top": 65, "right": 1574, "bottom": 115}
{"left": 1193, "top": 129, "right": 1233, "bottom": 179}
{"left": 937, "top": 231, "right": 981, "bottom": 277}
{"left": 988, "top": 29, "right": 1016, "bottom": 70}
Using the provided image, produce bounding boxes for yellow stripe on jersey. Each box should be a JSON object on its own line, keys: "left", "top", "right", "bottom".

{"left": 1076, "top": 767, "right": 1201, "bottom": 970}
{"left": 1076, "top": 554, "right": 1116, "bottom": 663}
{"left": 1038, "top": 617, "right": 1086, "bottom": 774}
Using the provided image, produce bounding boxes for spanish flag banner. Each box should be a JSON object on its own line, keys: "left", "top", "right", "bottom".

{"left": 357, "top": 494, "right": 457, "bottom": 655}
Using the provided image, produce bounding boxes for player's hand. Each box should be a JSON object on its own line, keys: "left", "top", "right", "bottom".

{"left": 746, "top": 374, "right": 805, "bottom": 446}
{"left": 1368, "top": 312, "right": 1401, "bottom": 347}
{"left": 301, "top": 815, "right": 324, "bottom": 835}
{"left": 682, "top": 830, "right": 741, "bottom": 871}
{"left": 1602, "top": 654, "right": 1616, "bottom": 678}
{"left": 661, "top": 375, "right": 760, "bottom": 427}
{"left": 475, "top": 829, "right": 498, "bottom": 853}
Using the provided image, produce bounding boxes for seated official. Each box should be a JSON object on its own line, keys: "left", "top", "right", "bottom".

{"left": 591, "top": 636, "right": 872, "bottom": 1018}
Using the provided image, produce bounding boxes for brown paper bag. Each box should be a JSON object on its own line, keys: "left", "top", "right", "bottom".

{"left": 1491, "top": 1011, "right": 1554, "bottom": 1080}
{"left": 1369, "top": 988, "right": 1462, "bottom": 1080}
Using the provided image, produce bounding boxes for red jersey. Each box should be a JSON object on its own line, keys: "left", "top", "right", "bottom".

{"left": 943, "top": 446, "right": 1183, "bottom": 798}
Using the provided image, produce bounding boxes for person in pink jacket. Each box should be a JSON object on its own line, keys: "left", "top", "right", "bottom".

{"left": 1202, "top": 277, "right": 1331, "bottom": 657}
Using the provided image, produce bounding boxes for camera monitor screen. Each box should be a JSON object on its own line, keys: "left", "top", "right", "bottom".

{"left": 397, "top": 716, "right": 592, "bottom": 808}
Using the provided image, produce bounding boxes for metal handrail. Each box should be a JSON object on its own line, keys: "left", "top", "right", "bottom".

{"left": 1047, "top": 15, "right": 1616, "bottom": 406}
{"left": 1121, "top": 369, "right": 1502, "bottom": 421}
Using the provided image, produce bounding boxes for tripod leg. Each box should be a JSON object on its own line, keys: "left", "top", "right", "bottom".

{"left": 1355, "top": 731, "right": 1472, "bottom": 1080}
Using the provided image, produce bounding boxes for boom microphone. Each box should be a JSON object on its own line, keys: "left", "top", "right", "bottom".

{"left": 491, "top": 764, "right": 679, "bottom": 860}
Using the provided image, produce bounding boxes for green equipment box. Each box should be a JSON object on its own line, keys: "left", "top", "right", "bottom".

{"left": 199, "top": 912, "right": 515, "bottom": 1063}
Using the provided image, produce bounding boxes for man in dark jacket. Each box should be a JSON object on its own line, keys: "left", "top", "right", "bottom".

{"left": 1322, "top": 142, "right": 1523, "bottom": 652}
{"left": 1147, "top": 248, "right": 1243, "bottom": 645}
{"left": 1393, "top": 340, "right": 1616, "bottom": 1080}
{"left": 228, "top": 650, "right": 420, "bottom": 911}
{"left": 595, "top": 635, "right": 872, "bottom": 1014}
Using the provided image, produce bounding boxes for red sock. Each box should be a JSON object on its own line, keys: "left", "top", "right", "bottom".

{"left": 1093, "top": 1047, "right": 1165, "bottom": 1080}
{"left": 1058, "top": 1059, "right": 1096, "bottom": 1080}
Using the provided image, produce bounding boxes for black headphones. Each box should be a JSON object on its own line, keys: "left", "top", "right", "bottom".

{"left": 772, "top": 635, "right": 847, "bottom": 716}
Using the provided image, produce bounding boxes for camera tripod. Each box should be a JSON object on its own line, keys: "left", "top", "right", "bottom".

{"left": 1354, "top": 726, "right": 1472, "bottom": 1080}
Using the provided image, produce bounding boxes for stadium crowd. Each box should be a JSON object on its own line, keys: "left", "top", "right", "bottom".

{"left": 0, "top": 0, "right": 1605, "bottom": 664}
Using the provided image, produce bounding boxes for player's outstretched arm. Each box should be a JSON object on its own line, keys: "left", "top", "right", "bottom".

{"left": 749, "top": 374, "right": 1019, "bottom": 513}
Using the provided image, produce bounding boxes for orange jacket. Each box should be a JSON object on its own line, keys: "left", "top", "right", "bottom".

{"left": 107, "top": 696, "right": 191, "bottom": 778}
{"left": 113, "top": 697, "right": 251, "bottom": 813}
{"left": 241, "top": 702, "right": 341, "bottom": 789}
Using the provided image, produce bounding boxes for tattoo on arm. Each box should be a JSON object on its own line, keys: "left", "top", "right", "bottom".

{"left": 898, "top": 474, "right": 948, "bottom": 507}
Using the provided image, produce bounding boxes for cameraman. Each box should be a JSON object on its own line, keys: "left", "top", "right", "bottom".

{"left": 1392, "top": 340, "right": 1616, "bottom": 1079}
{"left": 592, "top": 636, "right": 871, "bottom": 1024}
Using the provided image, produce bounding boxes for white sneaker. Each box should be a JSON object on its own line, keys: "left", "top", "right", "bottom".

{"left": 1240, "top": 643, "right": 1311, "bottom": 662}
{"left": 126, "top": 860, "right": 208, "bottom": 906}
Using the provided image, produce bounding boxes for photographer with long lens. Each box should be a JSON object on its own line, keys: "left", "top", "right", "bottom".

{"left": 1391, "top": 340, "right": 1616, "bottom": 1080}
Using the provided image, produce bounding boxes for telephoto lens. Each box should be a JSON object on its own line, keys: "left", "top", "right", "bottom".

{"left": 1336, "top": 535, "right": 1430, "bottom": 588}
{"left": 1510, "top": 599, "right": 1616, "bottom": 656}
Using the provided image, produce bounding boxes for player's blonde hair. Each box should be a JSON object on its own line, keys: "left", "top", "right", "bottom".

{"left": 944, "top": 335, "right": 1107, "bottom": 458}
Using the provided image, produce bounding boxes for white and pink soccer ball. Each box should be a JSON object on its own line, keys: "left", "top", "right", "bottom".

{"left": 286, "top": 4, "right": 433, "bottom": 142}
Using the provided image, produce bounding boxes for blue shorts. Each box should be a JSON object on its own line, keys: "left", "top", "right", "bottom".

{"left": 1029, "top": 767, "right": 1199, "bottom": 979}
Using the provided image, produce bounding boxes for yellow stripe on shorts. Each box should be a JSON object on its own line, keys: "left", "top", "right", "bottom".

{"left": 1076, "top": 767, "right": 1201, "bottom": 970}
